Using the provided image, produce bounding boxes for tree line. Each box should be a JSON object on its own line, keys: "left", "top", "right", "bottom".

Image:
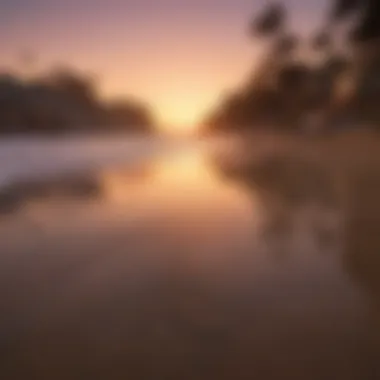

{"left": 205, "top": 0, "right": 380, "bottom": 133}
{"left": 0, "top": 68, "right": 153, "bottom": 134}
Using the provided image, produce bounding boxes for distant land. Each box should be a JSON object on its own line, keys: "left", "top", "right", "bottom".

{"left": 0, "top": 68, "right": 154, "bottom": 135}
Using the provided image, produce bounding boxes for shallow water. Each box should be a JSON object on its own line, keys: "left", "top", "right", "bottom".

{"left": 1, "top": 137, "right": 380, "bottom": 380}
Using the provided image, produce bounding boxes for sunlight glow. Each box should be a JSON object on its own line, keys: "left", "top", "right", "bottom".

{"left": 154, "top": 95, "right": 215, "bottom": 134}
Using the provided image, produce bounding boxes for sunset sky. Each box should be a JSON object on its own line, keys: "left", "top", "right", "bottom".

{"left": 0, "top": 0, "right": 329, "bottom": 130}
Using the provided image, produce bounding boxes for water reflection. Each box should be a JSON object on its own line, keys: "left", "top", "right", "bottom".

{"left": 1, "top": 141, "right": 380, "bottom": 379}
{"left": 212, "top": 144, "right": 380, "bottom": 377}
{"left": 0, "top": 174, "right": 102, "bottom": 215}
{"left": 212, "top": 151, "right": 344, "bottom": 257}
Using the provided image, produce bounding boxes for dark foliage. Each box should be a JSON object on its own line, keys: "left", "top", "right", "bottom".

{"left": 332, "top": 0, "right": 380, "bottom": 42}
{"left": 204, "top": 0, "right": 380, "bottom": 134}
{"left": 0, "top": 69, "right": 154, "bottom": 135}
{"left": 250, "top": 2, "right": 286, "bottom": 36}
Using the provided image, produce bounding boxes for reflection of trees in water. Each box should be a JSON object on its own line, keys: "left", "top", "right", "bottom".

{"left": 338, "top": 163, "right": 380, "bottom": 355}
{"left": 344, "top": 171, "right": 380, "bottom": 300}
{"left": 0, "top": 174, "right": 102, "bottom": 215}
{"left": 213, "top": 145, "right": 380, "bottom": 329}
{"left": 0, "top": 163, "right": 156, "bottom": 216}
{"left": 0, "top": 163, "right": 153, "bottom": 216}
{"left": 212, "top": 151, "right": 342, "bottom": 254}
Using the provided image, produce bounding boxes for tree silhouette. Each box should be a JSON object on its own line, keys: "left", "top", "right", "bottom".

{"left": 251, "top": 2, "right": 286, "bottom": 37}
{"left": 331, "top": 0, "right": 380, "bottom": 42}
{"left": 205, "top": 0, "right": 380, "bottom": 133}
{"left": 0, "top": 69, "right": 154, "bottom": 134}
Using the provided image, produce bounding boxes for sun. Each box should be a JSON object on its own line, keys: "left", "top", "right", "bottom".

{"left": 155, "top": 107, "right": 199, "bottom": 134}
{"left": 154, "top": 98, "right": 211, "bottom": 135}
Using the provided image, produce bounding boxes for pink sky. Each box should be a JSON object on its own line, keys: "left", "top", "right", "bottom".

{"left": 0, "top": 0, "right": 329, "bottom": 129}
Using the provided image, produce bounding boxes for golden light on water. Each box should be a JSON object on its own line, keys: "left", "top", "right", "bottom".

{"left": 99, "top": 149, "right": 216, "bottom": 205}
{"left": 152, "top": 150, "right": 216, "bottom": 185}
{"left": 158, "top": 121, "right": 199, "bottom": 135}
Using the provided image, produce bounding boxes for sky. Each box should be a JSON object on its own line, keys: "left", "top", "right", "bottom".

{"left": 0, "top": 0, "right": 329, "bottom": 130}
